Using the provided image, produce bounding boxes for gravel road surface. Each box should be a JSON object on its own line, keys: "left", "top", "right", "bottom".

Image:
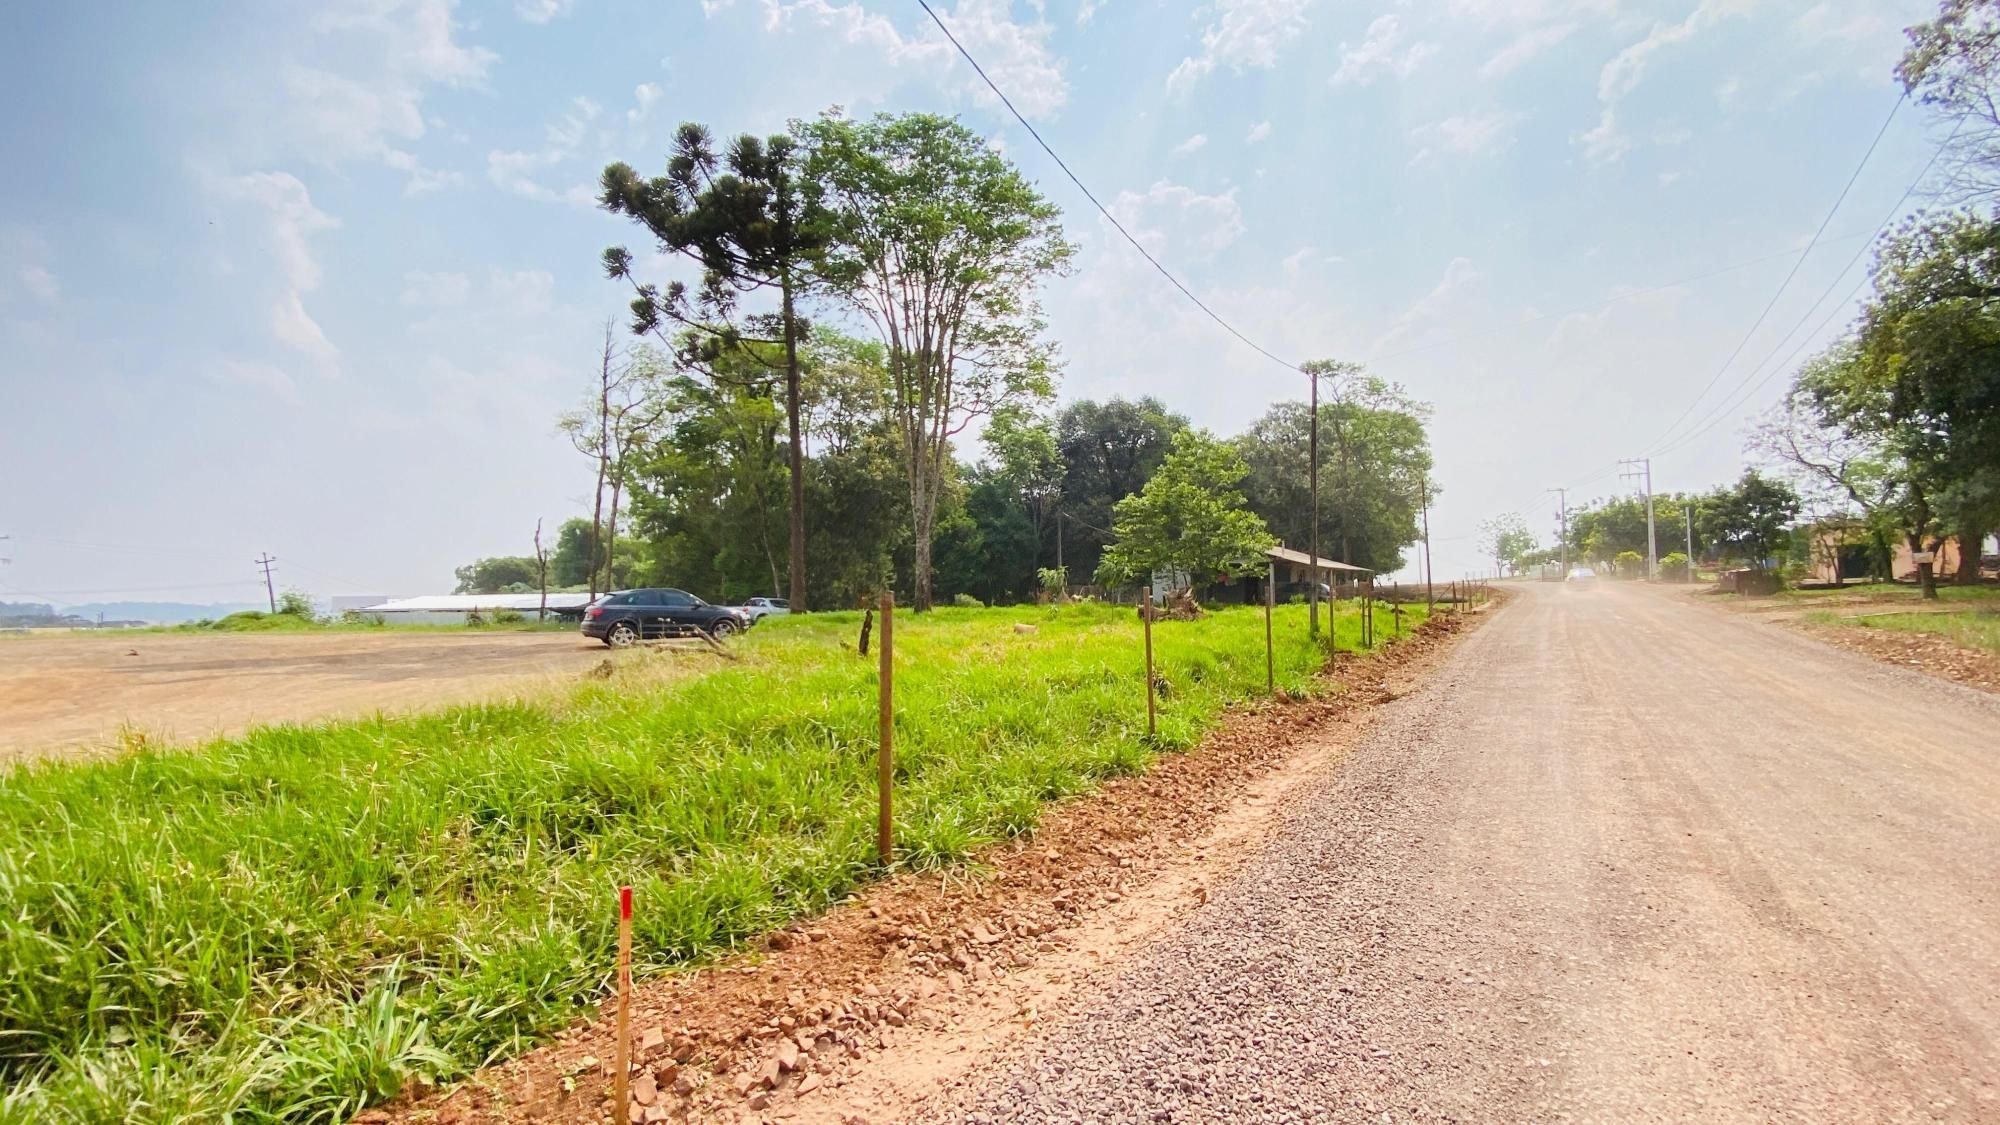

{"left": 941, "top": 582, "right": 2000, "bottom": 1123}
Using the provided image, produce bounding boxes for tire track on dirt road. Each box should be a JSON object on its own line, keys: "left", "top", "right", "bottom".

{"left": 930, "top": 582, "right": 2000, "bottom": 1123}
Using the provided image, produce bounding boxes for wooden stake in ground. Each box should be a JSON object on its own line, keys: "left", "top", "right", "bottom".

{"left": 613, "top": 885, "right": 632, "bottom": 1116}
{"left": 877, "top": 593, "right": 894, "bottom": 866}
{"left": 1142, "top": 586, "right": 1157, "bottom": 738}
{"left": 1263, "top": 565, "right": 1275, "bottom": 695}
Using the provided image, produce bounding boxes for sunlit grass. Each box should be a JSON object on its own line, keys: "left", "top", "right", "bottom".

{"left": 1806, "top": 606, "right": 2000, "bottom": 653}
{"left": 0, "top": 600, "right": 1417, "bottom": 1123}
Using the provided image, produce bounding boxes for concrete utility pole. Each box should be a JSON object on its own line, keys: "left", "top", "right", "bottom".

{"left": 1419, "top": 471, "right": 1434, "bottom": 611}
{"left": 1308, "top": 370, "right": 1321, "bottom": 638}
{"left": 1620, "top": 458, "right": 1657, "bottom": 580}
{"left": 255, "top": 552, "right": 278, "bottom": 613}
{"left": 1685, "top": 505, "right": 1696, "bottom": 582}
{"left": 1548, "top": 489, "right": 1568, "bottom": 575}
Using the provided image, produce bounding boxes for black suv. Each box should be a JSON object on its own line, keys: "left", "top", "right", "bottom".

{"left": 581, "top": 588, "right": 749, "bottom": 646}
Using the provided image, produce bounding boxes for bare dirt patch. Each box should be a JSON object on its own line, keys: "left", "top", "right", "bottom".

{"left": 376, "top": 606, "right": 1489, "bottom": 1125}
{"left": 1792, "top": 619, "right": 2000, "bottom": 694}
{"left": 1674, "top": 584, "right": 2000, "bottom": 695}
{"left": 0, "top": 631, "right": 617, "bottom": 764}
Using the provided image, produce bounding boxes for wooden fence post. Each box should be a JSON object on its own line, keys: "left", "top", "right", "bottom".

{"left": 613, "top": 885, "right": 632, "bottom": 1116}
{"left": 877, "top": 594, "right": 893, "bottom": 866}
{"left": 1142, "top": 586, "right": 1157, "bottom": 739}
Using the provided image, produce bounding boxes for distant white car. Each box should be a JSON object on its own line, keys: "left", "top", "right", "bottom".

{"left": 1566, "top": 567, "right": 1598, "bottom": 586}
{"left": 739, "top": 596, "right": 792, "bottom": 622}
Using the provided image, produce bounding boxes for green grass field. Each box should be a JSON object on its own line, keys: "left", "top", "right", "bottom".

{"left": 1776, "top": 582, "right": 2000, "bottom": 604}
{"left": 0, "top": 600, "right": 1418, "bottom": 1124}
{"left": 1805, "top": 606, "right": 2000, "bottom": 653}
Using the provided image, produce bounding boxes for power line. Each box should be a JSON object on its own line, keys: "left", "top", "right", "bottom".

{"left": 916, "top": 0, "right": 1303, "bottom": 376}
{"left": 1649, "top": 116, "right": 1964, "bottom": 459}
{"left": 1645, "top": 94, "right": 1905, "bottom": 453}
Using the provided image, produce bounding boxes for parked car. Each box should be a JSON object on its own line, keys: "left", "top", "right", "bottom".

{"left": 739, "top": 596, "right": 791, "bottom": 622}
{"left": 1566, "top": 567, "right": 1598, "bottom": 586}
{"left": 581, "top": 588, "right": 749, "bottom": 646}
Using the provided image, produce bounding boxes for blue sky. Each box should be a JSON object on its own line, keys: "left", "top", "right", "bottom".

{"left": 0, "top": 0, "right": 1942, "bottom": 603}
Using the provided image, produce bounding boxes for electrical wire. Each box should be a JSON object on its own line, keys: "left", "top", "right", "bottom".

{"left": 1649, "top": 115, "right": 1964, "bottom": 459}
{"left": 916, "top": 0, "right": 1304, "bottom": 376}
{"left": 1644, "top": 94, "right": 1905, "bottom": 453}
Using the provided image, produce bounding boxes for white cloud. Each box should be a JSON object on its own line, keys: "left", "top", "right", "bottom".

{"left": 18, "top": 265, "right": 58, "bottom": 303}
{"left": 516, "top": 0, "right": 577, "bottom": 22}
{"left": 754, "top": 0, "right": 1069, "bottom": 119}
{"left": 1479, "top": 21, "right": 1576, "bottom": 79}
{"left": 1331, "top": 15, "right": 1437, "bottom": 86}
{"left": 207, "top": 358, "right": 301, "bottom": 401}
{"left": 1246, "top": 120, "right": 1272, "bottom": 144}
{"left": 1583, "top": 0, "right": 1748, "bottom": 164}
{"left": 1171, "top": 133, "right": 1209, "bottom": 156}
{"left": 1107, "top": 181, "right": 1246, "bottom": 258}
{"left": 271, "top": 291, "right": 339, "bottom": 366}
{"left": 487, "top": 149, "right": 598, "bottom": 208}
{"left": 1411, "top": 110, "right": 1526, "bottom": 159}
{"left": 1715, "top": 74, "right": 1742, "bottom": 108}
{"left": 217, "top": 171, "right": 338, "bottom": 292}
{"left": 284, "top": 0, "right": 495, "bottom": 192}
{"left": 628, "top": 82, "right": 663, "bottom": 124}
{"left": 213, "top": 171, "right": 340, "bottom": 367}
{"left": 1076, "top": 0, "right": 1101, "bottom": 24}
{"left": 401, "top": 271, "right": 471, "bottom": 306}
{"left": 1280, "top": 246, "right": 1317, "bottom": 273}
{"left": 1165, "top": 0, "right": 1315, "bottom": 97}
{"left": 1370, "top": 257, "right": 1483, "bottom": 355}
{"left": 488, "top": 269, "right": 555, "bottom": 315}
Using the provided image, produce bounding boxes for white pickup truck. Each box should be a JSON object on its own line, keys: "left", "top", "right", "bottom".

{"left": 738, "top": 596, "right": 792, "bottom": 622}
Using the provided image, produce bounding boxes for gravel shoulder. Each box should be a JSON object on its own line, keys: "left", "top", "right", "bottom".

{"left": 929, "top": 581, "right": 2000, "bottom": 1124}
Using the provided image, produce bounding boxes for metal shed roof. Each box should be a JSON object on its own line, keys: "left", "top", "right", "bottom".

{"left": 1266, "top": 546, "right": 1373, "bottom": 574}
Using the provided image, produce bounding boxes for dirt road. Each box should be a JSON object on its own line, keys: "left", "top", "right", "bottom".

{"left": 939, "top": 582, "right": 2000, "bottom": 1123}
{"left": 0, "top": 630, "right": 610, "bottom": 763}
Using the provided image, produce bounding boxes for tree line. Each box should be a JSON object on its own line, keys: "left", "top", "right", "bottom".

{"left": 456, "top": 109, "right": 1435, "bottom": 608}
{"left": 1756, "top": 2, "right": 2000, "bottom": 599}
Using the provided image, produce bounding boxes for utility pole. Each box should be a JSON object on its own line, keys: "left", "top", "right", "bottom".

{"left": 1308, "top": 369, "right": 1321, "bottom": 638}
{"left": 1620, "top": 458, "right": 1657, "bottom": 580}
{"left": 1548, "top": 489, "right": 1568, "bottom": 575}
{"left": 255, "top": 553, "right": 278, "bottom": 613}
{"left": 1685, "top": 505, "right": 1695, "bottom": 582}
{"left": 1419, "top": 471, "right": 1433, "bottom": 611}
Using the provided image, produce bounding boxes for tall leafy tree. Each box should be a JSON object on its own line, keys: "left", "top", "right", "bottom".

{"left": 1096, "top": 430, "right": 1276, "bottom": 589}
{"left": 1052, "top": 397, "right": 1188, "bottom": 584}
{"left": 600, "top": 123, "right": 826, "bottom": 610}
{"left": 1858, "top": 213, "right": 2000, "bottom": 582}
{"left": 1900, "top": 0, "right": 2000, "bottom": 204}
{"left": 1237, "top": 382, "right": 1433, "bottom": 574}
{"left": 1479, "top": 513, "right": 1537, "bottom": 576}
{"left": 799, "top": 112, "right": 1075, "bottom": 610}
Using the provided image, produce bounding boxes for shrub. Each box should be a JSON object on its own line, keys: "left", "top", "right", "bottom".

{"left": 951, "top": 593, "right": 985, "bottom": 608}
{"left": 1659, "top": 552, "right": 1690, "bottom": 581}
{"left": 276, "top": 590, "right": 318, "bottom": 620}
{"left": 491, "top": 608, "right": 526, "bottom": 625}
{"left": 1613, "top": 550, "right": 1644, "bottom": 579}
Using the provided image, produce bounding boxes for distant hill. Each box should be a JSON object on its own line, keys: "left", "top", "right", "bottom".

{"left": 60, "top": 601, "right": 263, "bottom": 625}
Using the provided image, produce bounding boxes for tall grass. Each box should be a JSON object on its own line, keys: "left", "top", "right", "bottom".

{"left": 0, "top": 601, "right": 1415, "bottom": 1123}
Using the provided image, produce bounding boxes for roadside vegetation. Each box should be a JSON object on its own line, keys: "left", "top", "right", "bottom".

{"left": 0, "top": 600, "right": 1419, "bottom": 1124}
{"left": 1803, "top": 607, "right": 2000, "bottom": 654}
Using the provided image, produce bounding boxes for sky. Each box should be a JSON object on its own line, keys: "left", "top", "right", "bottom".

{"left": 0, "top": 0, "right": 1948, "bottom": 605}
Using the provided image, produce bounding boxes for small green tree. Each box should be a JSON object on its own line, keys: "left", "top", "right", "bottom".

{"left": 1659, "top": 551, "right": 1691, "bottom": 581}
{"left": 1479, "top": 512, "right": 1537, "bottom": 575}
{"left": 1095, "top": 431, "right": 1277, "bottom": 589}
{"left": 1613, "top": 550, "right": 1644, "bottom": 579}
{"left": 275, "top": 589, "right": 317, "bottom": 620}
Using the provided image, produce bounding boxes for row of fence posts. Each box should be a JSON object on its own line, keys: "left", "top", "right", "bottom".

{"left": 601, "top": 573, "right": 1447, "bottom": 1111}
